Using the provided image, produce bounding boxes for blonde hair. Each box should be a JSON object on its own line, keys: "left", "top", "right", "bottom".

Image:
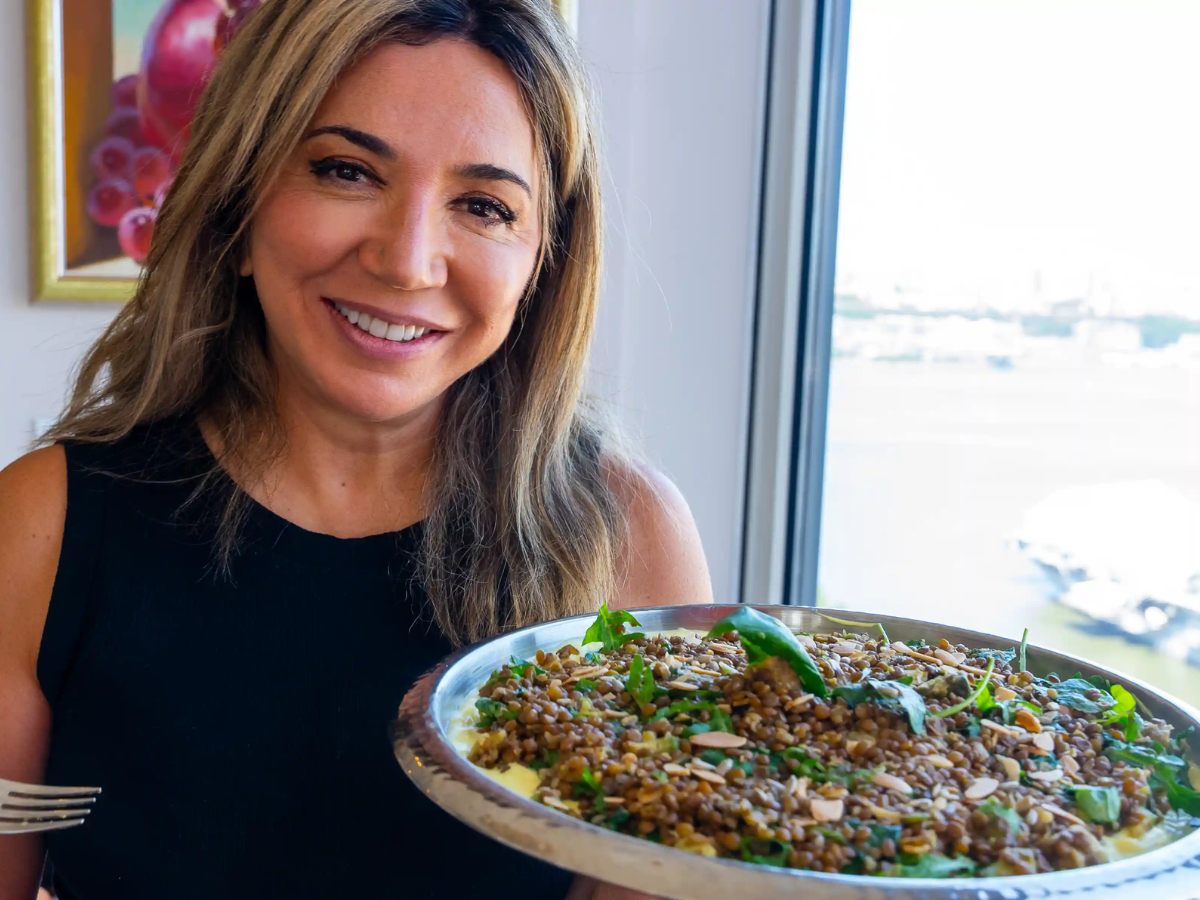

{"left": 46, "top": 0, "right": 624, "bottom": 645}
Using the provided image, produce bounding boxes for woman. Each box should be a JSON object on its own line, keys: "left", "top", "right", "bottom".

{"left": 0, "top": 1, "right": 712, "bottom": 897}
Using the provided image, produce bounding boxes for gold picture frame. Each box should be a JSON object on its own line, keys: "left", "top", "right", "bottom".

{"left": 28, "top": 0, "right": 579, "bottom": 304}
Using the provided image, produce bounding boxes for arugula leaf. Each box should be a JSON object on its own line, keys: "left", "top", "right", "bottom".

{"left": 486, "top": 655, "right": 545, "bottom": 686}
{"left": 739, "top": 836, "right": 790, "bottom": 866}
{"left": 650, "top": 698, "right": 733, "bottom": 732}
{"left": 625, "top": 655, "right": 656, "bottom": 707}
{"left": 575, "top": 678, "right": 599, "bottom": 693}
{"left": 474, "top": 697, "right": 518, "bottom": 727}
{"left": 1100, "top": 684, "right": 1138, "bottom": 737}
{"left": 833, "top": 679, "right": 927, "bottom": 736}
{"left": 781, "top": 746, "right": 827, "bottom": 776}
{"left": 583, "top": 651, "right": 603, "bottom": 664}
{"left": 992, "top": 698, "right": 1041, "bottom": 726}
{"left": 930, "top": 657, "right": 996, "bottom": 720}
{"left": 1053, "top": 678, "right": 1117, "bottom": 715}
{"left": 1107, "top": 739, "right": 1200, "bottom": 816}
{"left": 976, "top": 648, "right": 1017, "bottom": 666}
{"left": 583, "top": 602, "right": 645, "bottom": 652}
{"left": 699, "top": 749, "right": 729, "bottom": 766}
{"left": 890, "top": 853, "right": 978, "bottom": 878}
{"left": 578, "top": 767, "right": 604, "bottom": 799}
{"left": 816, "top": 612, "right": 891, "bottom": 645}
{"left": 707, "top": 607, "right": 828, "bottom": 697}
{"left": 858, "top": 821, "right": 901, "bottom": 848}
{"left": 812, "top": 826, "right": 848, "bottom": 845}
{"left": 1067, "top": 785, "right": 1121, "bottom": 824}
{"left": 527, "top": 750, "right": 560, "bottom": 771}
{"left": 978, "top": 796, "right": 1022, "bottom": 835}
{"left": 600, "top": 808, "right": 630, "bottom": 831}
{"left": 975, "top": 683, "right": 997, "bottom": 714}
{"left": 906, "top": 639, "right": 928, "bottom": 649}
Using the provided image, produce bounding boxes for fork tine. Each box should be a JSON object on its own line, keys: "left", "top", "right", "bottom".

{"left": 6, "top": 785, "right": 102, "bottom": 799}
{"left": 0, "top": 817, "right": 88, "bottom": 835}
{"left": 1, "top": 795, "right": 97, "bottom": 811}
{"left": 1, "top": 807, "right": 93, "bottom": 822}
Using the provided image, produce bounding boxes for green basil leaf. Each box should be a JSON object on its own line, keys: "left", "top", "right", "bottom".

{"left": 707, "top": 607, "right": 828, "bottom": 697}
{"left": 699, "top": 749, "right": 728, "bottom": 766}
{"left": 782, "top": 746, "right": 827, "bottom": 775}
{"left": 578, "top": 767, "right": 604, "bottom": 798}
{"left": 575, "top": 678, "right": 598, "bottom": 693}
{"left": 474, "top": 697, "right": 516, "bottom": 727}
{"left": 601, "top": 808, "right": 630, "bottom": 830}
{"left": 583, "top": 602, "right": 645, "bottom": 652}
{"left": 1068, "top": 785, "right": 1121, "bottom": 824}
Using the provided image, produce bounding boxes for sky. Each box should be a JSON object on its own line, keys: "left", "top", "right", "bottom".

{"left": 836, "top": 0, "right": 1200, "bottom": 316}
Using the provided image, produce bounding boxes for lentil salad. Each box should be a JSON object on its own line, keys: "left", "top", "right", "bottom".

{"left": 460, "top": 606, "right": 1200, "bottom": 878}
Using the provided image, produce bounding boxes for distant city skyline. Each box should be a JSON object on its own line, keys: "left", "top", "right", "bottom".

{"left": 837, "top": 0, "right": 1200, "bottom": 318}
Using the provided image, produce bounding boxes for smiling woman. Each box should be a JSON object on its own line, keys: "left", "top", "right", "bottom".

{"left": 0, "top": 2, "right": 710, "bottom": 899}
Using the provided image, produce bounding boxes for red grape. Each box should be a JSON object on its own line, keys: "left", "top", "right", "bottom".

{"left": 105, "top": 107, "right": 146, "bottom": 146}
{"left": 118, "top": 206, "right": 158, "bottom": 264}
{"left": 215, "top": 0, "right": 262, "bottom": 49}
{"left": 153, "top": 178, "right": 173, "bottom": 210}
{"left": 130, "top": 147, "right": 174, "bottom": 205}
{"left": 138, "top": 0, "right": 223, "bottom": 162}
{"left": 86, "top": 179, "right": 140, "bottom": 228}
{"left": 90, "top": 135, "right": 136, "bottom": 181}
{"left": 112, "top": 74, "right": 139, "bottom": 109}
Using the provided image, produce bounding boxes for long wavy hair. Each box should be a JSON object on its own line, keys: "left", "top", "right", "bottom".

{"left": 44, "top": 0, "right": 625, "bottom": 645}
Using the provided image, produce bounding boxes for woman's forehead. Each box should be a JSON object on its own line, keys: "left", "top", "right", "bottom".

{"left": 310, "top": 39, "right": 538, "bottom": 185}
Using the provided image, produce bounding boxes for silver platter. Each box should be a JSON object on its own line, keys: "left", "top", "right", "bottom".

{"left": 392, "top": 605, "right": 1200, "bottom": 899}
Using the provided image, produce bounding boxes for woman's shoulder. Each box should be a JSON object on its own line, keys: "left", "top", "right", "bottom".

{"left": 0, "top": 446, "right": 68, "bottom": 675}
{"left": 603, "top": 457, "right": 714, "bottom": 610}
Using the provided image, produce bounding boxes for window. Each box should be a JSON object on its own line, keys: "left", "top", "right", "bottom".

{"left": 817, "top": 0, "right": 1200, "bottom": 707}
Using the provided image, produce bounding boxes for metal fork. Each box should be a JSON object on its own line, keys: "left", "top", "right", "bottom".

{"left": 0, "top": 778, "right": 100, "bottom": 835}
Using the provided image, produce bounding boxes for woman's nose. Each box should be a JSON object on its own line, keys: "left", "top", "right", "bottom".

{"left": 360, "top": 197, "right": 448, "bottom": 292}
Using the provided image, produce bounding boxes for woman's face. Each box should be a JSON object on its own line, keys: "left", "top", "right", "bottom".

{"left": 244, "top": 39, "right": 542, "bottom": 427}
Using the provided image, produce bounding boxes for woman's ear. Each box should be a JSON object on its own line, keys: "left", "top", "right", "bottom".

{"left": 239, "top": 254, "right": 253, "bottom": 277}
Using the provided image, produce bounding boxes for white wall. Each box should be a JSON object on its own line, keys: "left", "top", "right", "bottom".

{"left": 1, "top": 1, "right": 118, "bottom": 466}
{"left": 2, "top": 0, "right": 770, "bottom": 604}
{"left": 580, "top": 0, "right": 771, "bottom": 604}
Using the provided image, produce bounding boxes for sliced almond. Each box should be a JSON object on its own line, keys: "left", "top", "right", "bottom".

{"left": 994, "top": 686, "right": 1017, "bottom": 702}
{"left": 690, "top": 767, "right": 727, "bottom": 785}
{"left": 688, "top": 757, "right": 716, "bottom": 771}
{"left": 1027, "top": 768, "right": 1064, "bottom": 784}
{"left": 688, "top": 731, "right": 747, "bottom": 749}
{"left": 964, "top": 777, "right": 999, "bottom": 800}
{"left": 785, "top": 693, "right": 815, "bottom": 711}
{"left": 795, "top": 634, "right": 818, "bottom": 651}
{"left": 868, "top": 804, "right": 902, "bottom": 823}
{"left": 1189, "top": 763, "right": 1200, "bottom": 792}
{"left": 663, "top": 763, "right": 690, "bottom": 776}
{"left": 1042, "top": 802, "right": 1085, "bottom": 825}
{"left": 1032, "top": 732, "right": 1056, "bottom": 753}
{"left": 981, "top": 719, "right": 1020, "bottom": 737}
{"left": 872, "top": 772, "right": 913, "bottom": 795}
{"left": 708, "top": 642, "right": 742, "bottom": 655}
{"left": 934, "top": 648, "right": 966, "bottom": 666}
{"left": 899, "top": 835, "right": 932, "bottom": 854}
{"left": 920, "top": 753, "right": 955, "bottom": 769}
{"left": 603, "top": 796, "right": 627, "bottom": 806}
{"left": 794, "top": 776, "right": 809, "bottom": 798}
{"left": 667, "top": 680, "right": 701, "bottom": 692}
{"left": 809, "top": 797, "right": 845, "bottom": 823}
{"left": 542, "top": 795, "right": 571, "bottom": 811}
{"left": 1061, "top": 755, "right": 1080, "bottom": 777}
{"left": 688, "top": 666, "right": 723, "bottom": 677}
{"left": 1014, "top": 708, "right": 1042, "bottom": 733}
{"left": 831, "top": 641, "right": 863, "bottom": 655}
{"left": 998, "top": 756, "right": 1021, "bottom": 781}
{"left": 567, "top": 666, "right": 606, "bottom": 681}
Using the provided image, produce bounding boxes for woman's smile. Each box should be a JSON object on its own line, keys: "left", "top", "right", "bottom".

{"left": 322, "top": 296, "right": 450, "bottom": 359}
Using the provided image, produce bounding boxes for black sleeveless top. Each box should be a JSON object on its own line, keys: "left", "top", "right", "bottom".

{"left": 37, "top": 420, "right": 573, "bottom": 899}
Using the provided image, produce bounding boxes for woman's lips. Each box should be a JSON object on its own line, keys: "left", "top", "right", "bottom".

{"left": 323, "top": 298, "right": 446, "bottom": 358}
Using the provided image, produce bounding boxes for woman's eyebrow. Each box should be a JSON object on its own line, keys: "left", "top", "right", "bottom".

{"left": 305, "top": 125, "right": 395, "bottom": 160}
{"left": 456, "top": 163, "right": 532, "bottom": 198}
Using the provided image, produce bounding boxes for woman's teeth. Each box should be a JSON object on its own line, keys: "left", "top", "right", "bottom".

{"left": 334, "top": 303, "right": 429, "bottom": 343}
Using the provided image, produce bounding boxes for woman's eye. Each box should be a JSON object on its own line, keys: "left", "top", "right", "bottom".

{"left": 463, "top": 197, "right": 516, "bottom": 226}
{"left": 309, "top": 158, "right": 374, "bottom": 185}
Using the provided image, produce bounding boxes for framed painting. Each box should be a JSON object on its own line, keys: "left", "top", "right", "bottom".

{"left": 28, "top": 0, "right": 578, "bottom": 303}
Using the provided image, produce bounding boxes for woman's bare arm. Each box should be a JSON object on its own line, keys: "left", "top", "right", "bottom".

{"left": 0, "top": 447, "right": 67, "bottom": 900}
{"left": 608, "top": 463, "right": 714, "bottom": 611}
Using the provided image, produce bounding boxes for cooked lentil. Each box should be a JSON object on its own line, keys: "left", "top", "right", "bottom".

{"left": 465, "top": 624, "right": 1197, "bottom": 877}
